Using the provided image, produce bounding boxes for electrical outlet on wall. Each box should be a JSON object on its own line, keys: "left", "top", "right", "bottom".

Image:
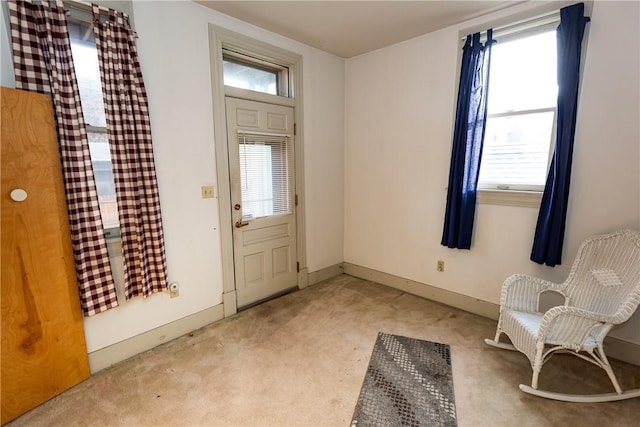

{"left": 437, "top": 260, "right": 445, "bottom": 272}
{"left": 169, "top": 282, "right": 180, "bottom": 298}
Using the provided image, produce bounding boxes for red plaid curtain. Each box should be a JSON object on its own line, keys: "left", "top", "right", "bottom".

{"left": 92, "top": 6, "right": 168, "bottom": 298}
{"left": 8, "top": 0, "right": 118, "bottom": 316}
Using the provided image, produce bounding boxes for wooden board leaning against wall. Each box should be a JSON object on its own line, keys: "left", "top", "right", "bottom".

{"left": 1, "top": 87, "right": 90, "bottom": 425}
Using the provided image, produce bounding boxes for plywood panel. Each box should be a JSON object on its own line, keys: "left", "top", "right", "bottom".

{"left": 1, "top": 87, "right": 90, "bottom": 424}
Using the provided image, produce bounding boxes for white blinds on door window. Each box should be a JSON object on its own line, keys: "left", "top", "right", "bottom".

{"left": 237, "top": 131, "right": 293, "bottom": 219}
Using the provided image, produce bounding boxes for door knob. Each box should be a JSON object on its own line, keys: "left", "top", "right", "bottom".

{"left": 235, "top": 220, "right": 250, "bottom": 228}
{"left": 10, "top": 188, "right": 28, "bottom": 202}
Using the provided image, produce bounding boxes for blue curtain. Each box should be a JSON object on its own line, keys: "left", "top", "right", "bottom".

{"left": 531, "top": 3, "right": 590, "bottom": 266}
{"left": 442, "top": 30, "right": 494, "bottom": 249}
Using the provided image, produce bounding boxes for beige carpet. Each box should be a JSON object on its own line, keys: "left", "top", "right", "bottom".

{"left": 8, "top": 275, "right": 640, "bottom": 426}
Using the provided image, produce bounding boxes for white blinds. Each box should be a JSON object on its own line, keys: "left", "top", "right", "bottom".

{"left": 237, "top": 131, "right": 293, "bottom": 219}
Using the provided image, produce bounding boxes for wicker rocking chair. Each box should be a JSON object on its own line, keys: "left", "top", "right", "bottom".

{"left": 485, "top": 229, "right": 640, "bottom": 402}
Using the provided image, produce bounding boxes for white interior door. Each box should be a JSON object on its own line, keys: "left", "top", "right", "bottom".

{"left": 226, "top": 97, "right": 297, "bottom": 308}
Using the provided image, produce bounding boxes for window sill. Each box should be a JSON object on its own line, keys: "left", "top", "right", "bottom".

{"left": 477, "top": 189, "right": 542, "bottom": 208}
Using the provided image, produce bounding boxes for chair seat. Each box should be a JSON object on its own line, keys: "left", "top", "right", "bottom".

{"left": 506, "top": 310, "right": 543, "bottom": 336}
{"left": 502, "top": 308, "right": 599, "bottom": 366}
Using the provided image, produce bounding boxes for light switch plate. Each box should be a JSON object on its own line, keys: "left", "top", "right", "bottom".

{"left": 201, "top": 185, "right": 214, "bottom": 199}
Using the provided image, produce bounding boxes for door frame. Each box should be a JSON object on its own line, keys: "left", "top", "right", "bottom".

{"left": 208, "top": 24, "right": 308, "bottom": 317}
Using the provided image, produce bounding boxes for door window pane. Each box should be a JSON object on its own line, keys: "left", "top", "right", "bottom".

{"left": 238, "top": 135, "right": 293, "bottom": 219}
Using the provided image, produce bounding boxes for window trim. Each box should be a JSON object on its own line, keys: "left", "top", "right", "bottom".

{"left": 66, "top": 0, "right": 135, "bottom": 29}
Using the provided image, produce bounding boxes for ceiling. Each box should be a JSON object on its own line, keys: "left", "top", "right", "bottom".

{"left": 196, "top": 1, "right": 523, "bottom": 58}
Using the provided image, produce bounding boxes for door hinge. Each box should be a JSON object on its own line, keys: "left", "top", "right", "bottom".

{"left": 294, "top": 123, "right": 297, "bottom": 136}
{"left": 295, "top": 194, "right": 298, "bottom": 206}
{"left": 296, "top": 262, "right": 300, "bottom": 273}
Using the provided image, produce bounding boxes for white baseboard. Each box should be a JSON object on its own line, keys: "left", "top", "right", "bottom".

{"left": 298, "top": 267, "right": 310, "bottom": 289}
{"left": 223, "top": 290, "right": 237, "bottom": 318}
{"left": 88, "top": 304, "right": 225, "bottom": 374}
{"left": 342, "top": 263, "right": 640, "bottom": 366}
{"left": 605, "top": 336, "right": 640, "bottom": 366}
{"left": 308, "top": 263, "right": 344, "bottom": 286}
{"left": 343, "top": 263, "right": 499, "bottom": 319}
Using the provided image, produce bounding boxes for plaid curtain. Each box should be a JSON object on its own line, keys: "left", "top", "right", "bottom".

{"left": 8, "top": 0, "right": 118, "bottom": 316}
{"left": 92, "top": 5, "right": 168, "bottom": 299}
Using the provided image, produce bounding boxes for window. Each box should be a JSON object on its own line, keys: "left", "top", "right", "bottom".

{"left": 478, "top": 28, "right": 558, "bottom": 192}
{"left": 237, "top": 133, "right": 293, "bottom": 219}
{"left": 222, "top": 49, "right": 290, "bottom": 97}
{"left": 68, "top": 14, "right": 119, "bottom": 235}
{"left": 224, "top": 57, "right": 279, "bottom": 95}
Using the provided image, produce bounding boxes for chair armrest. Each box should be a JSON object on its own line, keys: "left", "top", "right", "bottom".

{"left": 538, "top": 306, "right": 613, "bottom": 348}
{"left": 500, "top": 274, "right": 564, "bottom": 313}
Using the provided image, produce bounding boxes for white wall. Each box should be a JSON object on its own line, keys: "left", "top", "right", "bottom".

{"left": 1, "top": 0, "right": 345, "bottom": 353}
{"left": 304, "top": 49, "right": 345, "bottom": 272}
{"left": 83, "top": 0, "right": 226, "bottom": 352}
{"left": 344, "top": 0, "right": 640, "bottom": 343}
{"left": 572, "top": 0, "right": 640, "bottom": 342}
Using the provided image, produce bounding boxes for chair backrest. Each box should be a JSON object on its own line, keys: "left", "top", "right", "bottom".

{"left": 563, "top": 229, "right": 640, "bottom": 323}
